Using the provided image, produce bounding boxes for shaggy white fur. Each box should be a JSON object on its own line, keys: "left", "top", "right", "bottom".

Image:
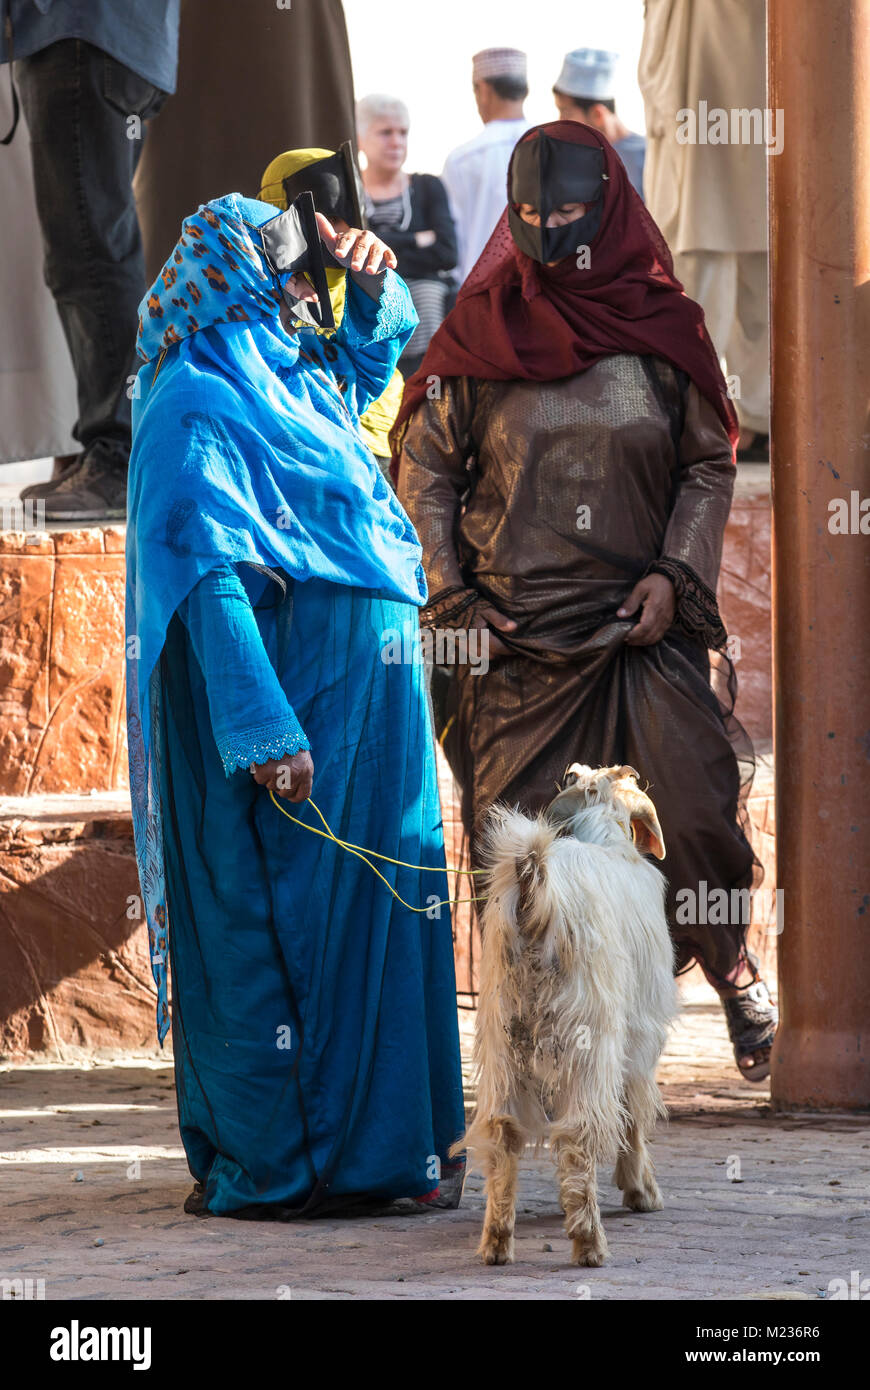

{"left": 453, "top": 764, "right": 679, "bottom": 1267}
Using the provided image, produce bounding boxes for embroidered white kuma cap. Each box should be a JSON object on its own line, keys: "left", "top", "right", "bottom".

{"left": 472, "top": 48, "right": 528, "bottom": 83}
{"left": 554, "top": 48, "right": 619, "bottom": 101}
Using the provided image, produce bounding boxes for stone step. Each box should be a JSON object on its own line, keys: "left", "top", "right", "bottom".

{"left": 0, "top": 789, "right": 151, "bottom": 1058}
{"left": 0, "top": 792, "right": 132, "bottom": 834}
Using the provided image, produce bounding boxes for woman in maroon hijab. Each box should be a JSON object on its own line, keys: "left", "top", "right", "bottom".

{"left": 393, "top": 120, "right": 777, "bottom": 1081}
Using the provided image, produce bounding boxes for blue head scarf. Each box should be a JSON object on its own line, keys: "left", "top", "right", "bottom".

{"left": 126, "top": 192, "right": 424, "bottom": 1040}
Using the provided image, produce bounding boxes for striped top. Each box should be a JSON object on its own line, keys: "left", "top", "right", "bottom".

{"left": 367, "top": 189, "right": 449, "bottom": 359}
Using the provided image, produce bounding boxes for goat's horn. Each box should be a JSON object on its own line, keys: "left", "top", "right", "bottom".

{"left": 611, "top": 765, "right": 640, "bottom": 782}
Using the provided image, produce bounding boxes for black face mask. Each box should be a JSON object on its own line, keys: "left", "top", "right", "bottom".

{"left": 279, "top": 141, "right": 366, "bottom": 231}
{"left": 256, "top": 191, "right": 335, "bottom": 331}
{"left": 508, "top": 135, "right": 607, "bottom": 264}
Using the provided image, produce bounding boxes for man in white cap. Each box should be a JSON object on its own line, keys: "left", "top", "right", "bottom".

{"left": 638, "top": 0, "right": 769, "bottom": 459}
{"left": 553, "top": 48, "right": 646, "bottom": 200}
{"left": 441, "top": 48, "right": 530, "bottom": 282}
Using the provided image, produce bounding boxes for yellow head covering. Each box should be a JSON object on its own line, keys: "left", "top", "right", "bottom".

{"left": 259, "top": 147, "right": 334, "bottom": 210}
{"left": 259, "top": 147, "right": 347, "bottom": 326}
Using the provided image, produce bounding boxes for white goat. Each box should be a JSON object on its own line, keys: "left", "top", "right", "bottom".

{"left": 453, "top": 764, "right": 678, "bottom": 1267}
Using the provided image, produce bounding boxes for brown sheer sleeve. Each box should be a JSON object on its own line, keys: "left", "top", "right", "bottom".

{"left": 397, "top": 377, "right": 479, "bottom": 623}
{"left": 657, "top": 381, "right": 735, "bottom": 646}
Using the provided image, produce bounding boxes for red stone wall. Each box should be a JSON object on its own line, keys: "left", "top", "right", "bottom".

{"left": 718, "top": 476, "right": 773, "bottom": 752}
{"left": 0, "top": 528, "right": 128, "bottom": 796}
{"left": 0, "top": 528, "right": 145, "bottom": 1057}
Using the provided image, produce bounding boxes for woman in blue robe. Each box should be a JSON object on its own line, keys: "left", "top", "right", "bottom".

{"left": 125, "top": 192, "right": 466, "bottom": 1216}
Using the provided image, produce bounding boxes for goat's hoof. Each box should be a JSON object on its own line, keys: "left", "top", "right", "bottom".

{"left": 480, "top": 1238, "right": 515, "bottom": 1266}
{"left": 571, "top": 1232, "right": 608, "bottom": 1267}
{"left": 623, "top": 1184, "right": 663, "bottom": 1213}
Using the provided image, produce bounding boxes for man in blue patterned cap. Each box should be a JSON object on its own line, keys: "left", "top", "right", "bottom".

{"left": 553, "top": 48, "right": 646, "bottom": 201}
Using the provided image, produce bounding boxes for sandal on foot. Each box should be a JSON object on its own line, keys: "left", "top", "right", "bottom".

{"left": 183, "top": 1181, "right": 209, "bottom": 1215}
{"left": 723, "top": 979, "right": 778, "bottom": 1083}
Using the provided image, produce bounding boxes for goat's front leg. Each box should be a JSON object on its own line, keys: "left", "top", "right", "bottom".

{"left": 552, "top": 1132, "right": 608, "bottom": 1266}
{"left": 477, "top": 1115, "right": 525, "bottom": 1266}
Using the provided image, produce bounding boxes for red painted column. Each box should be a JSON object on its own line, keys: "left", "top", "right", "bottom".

{"left": 768, "top": 0, "right": 870, "bottom": 1107}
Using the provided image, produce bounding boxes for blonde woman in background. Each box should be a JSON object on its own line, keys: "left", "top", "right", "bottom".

{"left": 357, "top": 95, "right": 458, "bottom": 379}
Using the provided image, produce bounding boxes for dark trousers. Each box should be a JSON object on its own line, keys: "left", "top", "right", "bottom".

{"left": 17, "top": 39, "right": 166, "bottom": 456}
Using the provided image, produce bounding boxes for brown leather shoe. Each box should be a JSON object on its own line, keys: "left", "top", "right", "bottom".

{"left": 19, "top": 452, "right": 81, "bottom": 503}
{"left": 42, "top": 441, "right": 128, "bottom": 523}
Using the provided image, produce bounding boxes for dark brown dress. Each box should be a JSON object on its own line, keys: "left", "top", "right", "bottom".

{"left": 398, "top": 352, "right": 756, "bottom": 981}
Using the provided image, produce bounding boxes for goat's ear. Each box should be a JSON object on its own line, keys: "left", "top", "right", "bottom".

{"left": 624, "top": 788, "right": 666, "bottom": 860}
{"left": 617, "top": 783, "right": 664, "bottom": 856}
{"left": 609, "top": 764, "right": 640, "bottom": 784}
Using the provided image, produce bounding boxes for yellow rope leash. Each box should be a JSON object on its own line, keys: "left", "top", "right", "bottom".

{"left": 268, "top": 789, "right": 486, "bottom": 914}
{"left": 301, "top": 795, "right": 488, "bottom": 873}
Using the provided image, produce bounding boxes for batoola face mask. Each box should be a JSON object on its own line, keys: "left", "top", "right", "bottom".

{"left": 276, "top": 142, "right": 366, "bottom": 231}
{"left": 258, "top": 144, "right": 371, "bottom": 329}
{"left": 255, "top": 191, "right": 336, "bottom": 331}
{"left": 508, "top": 131, "right": 608, "bottom": 263}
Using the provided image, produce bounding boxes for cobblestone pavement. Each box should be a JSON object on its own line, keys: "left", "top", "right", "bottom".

{"left": 2, "top": 989, "right": 868, "bottom": 1301}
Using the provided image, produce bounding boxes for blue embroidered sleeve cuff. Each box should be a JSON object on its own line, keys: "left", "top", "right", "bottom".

{"left": 218, "top": 714, "right": 311, "bottom": 777}
{"left": 342, "top": 269, "right": 418, "bottom": 348}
